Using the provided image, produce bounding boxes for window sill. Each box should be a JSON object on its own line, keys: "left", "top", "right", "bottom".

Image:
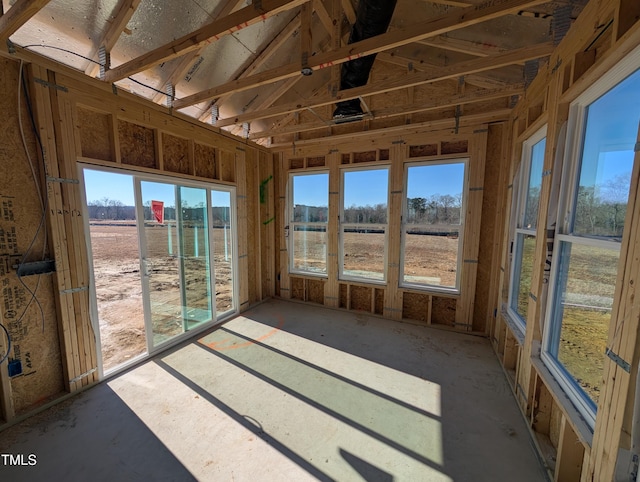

{"left": 501, "top": 303, "right": 526, "bottom": 345}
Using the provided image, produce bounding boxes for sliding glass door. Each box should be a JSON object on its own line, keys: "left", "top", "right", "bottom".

{"left": 82, "top": 166, "right": 237, "bottom": 375}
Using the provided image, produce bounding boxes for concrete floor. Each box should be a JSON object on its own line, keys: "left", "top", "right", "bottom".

{"left": 0, "top": 299, "right": 547, "bottom": 481}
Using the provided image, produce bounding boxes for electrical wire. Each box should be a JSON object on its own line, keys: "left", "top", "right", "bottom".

{"left": 14, "top": 60, "right": 47, "bottom": 332}
{"left": 20, "top": 44, "right": 171, "bottom": 97}
{"left": 0, "top": 323, "right": 10, "bottom": 365}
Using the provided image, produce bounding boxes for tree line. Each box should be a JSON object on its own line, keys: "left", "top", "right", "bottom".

{"left": 87, "top": 198, "right": 231, "bottom": 225}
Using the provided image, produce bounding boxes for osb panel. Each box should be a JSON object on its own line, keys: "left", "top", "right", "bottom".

{"left": 441, "top": 140, "right": 468, "bottom": 155}
{"left": 290, "top": 158, "right": 304, "bottom": 169}
{"left": 402, "top": 292, "right": 429, "bottom": 323}
{"left": 412, "top": 108, "right": 456, "bottom": 124}
{"left": 291, "top": 277, "right": 304, "bottom": 301}
{"left": 549, "top": 403, "right": 563, "bottom": 450}
{"left": 409, "top": 144, "right": 438, "bottom": 157}
{"left": 308, "top": 279, "right": 324, "bottom": 304}
{"left": 219, "top": 150, "right": 236, "bottom": 182}
{"left": 379, "top": 149, "right": 390, "bottom": 161}
{"left": 194, "top": 143, "right": 216, "bottom": 179}
{"left": 306, "top": 156, "right": 325, "bottom": 168}
{"left": 77, "top": 106, "right": 112, "bottom": 161}
{"left": 162, "top": 133, "right": 191, "bottom": 175}
{"left": 350, "top": 285, "right": 371, "bottom": 312}
{"left": 353, "top": 151, "right": 376, "bottom": 163}
{"left": 1, "top": 59, "right": 64, "bottom": 417}
{"left": 431, "top": 296, "right": 456, "bottom": 326}
{"left": 118, "top": 119, "right": 157, "bottom": 169}
{"left": 341, "top": 154, "right": 351, "bottom": 164}
{"left": 339, "top": 283, "right": 348, "bottom": 308}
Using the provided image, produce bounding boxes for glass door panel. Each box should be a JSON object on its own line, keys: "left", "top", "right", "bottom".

{"left": 83, "top": 169, "right": 147, "bottom": 373}
{"left": 211, "top": 190, "right": 234, "bottom": 316}
{"left": 140, "top": 181, "right": 183, "bottom": 347}
{"left": 179, "top": 186, "right": 212, "bottom": 329}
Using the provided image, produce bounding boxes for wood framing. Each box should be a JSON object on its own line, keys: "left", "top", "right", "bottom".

{"left": 0, "top": 0, "right": 51, "bottom": 42}
{"left": 104, "top": 0, "right": 308, "bottom": 82}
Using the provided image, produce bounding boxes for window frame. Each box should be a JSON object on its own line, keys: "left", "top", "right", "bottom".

{"left": 507, "top": 125, "right": 547, "bottom": 333}
{"left": 400, "top": 157, "right": 468, "bottom": 294}
{"left": 288, "top": 170, "right": 330, "bottom": 277}
{"left": 338, "top": 165, "right": 390, "bottom": 284}
{"left": 541, "top": 50, "right": 640, "bottom": 428}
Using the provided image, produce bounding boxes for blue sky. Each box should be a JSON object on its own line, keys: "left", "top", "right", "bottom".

{"left": 83, "top": 169, "right": 231, "bottom": 208}
{"left": 407, "top": 163, "right": 465, "bottom": 200}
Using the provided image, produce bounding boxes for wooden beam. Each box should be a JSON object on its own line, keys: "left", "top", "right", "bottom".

{"left": 216, "top": 42, "right": 552, "bottom": 127}
{"left": 340, "top": 0, "right": 356, "bottom": 24}
{"left": 85, "top": 0, "right": 142, "bottom": 77}
{"left": 269, "top": 108, "right": 512, "bottom": 149}
{"left": 300, "top": 1, "right": 313, "bottom": 72}
{"left": 416, "top": 35, "right": 509, "bottom": 57}
{"left": 313, "top": 0, "right": 334, "bottom": 35}
{"left": 104, "top": 0, "right": 307, "bottom": 82}
{"left": 173, "top": 0, "right": 549, "bottom": 109}
{"left": 376, "top": 51, "right": 514, "bottom": 89}
{"left": 0, "top": 0, "right": 51, "bottom": 41}
{"left": 153, "top": 0, "right": 268, "bottom": 104}
{"left": 250, "top": 83, "right": 523, "bottom": 138}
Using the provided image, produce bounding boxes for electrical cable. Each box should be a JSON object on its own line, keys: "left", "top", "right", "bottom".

{"left": 20, "top": 44, "right": 171, "bottom": 97}
{"left": 0, "top": 323, "right": 10, "bottom": 365}
{"left": 15, "top": 60, "right": 47, "bottom": 332}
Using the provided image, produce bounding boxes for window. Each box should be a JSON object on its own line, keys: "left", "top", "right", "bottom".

{"left": 401, "top": 160, "right": 467, "bottom": 292}
{"left": 542, "top": 62, "right": 640, "bottom": 426}
{"left": 508, "top": 127, "right": 546, "bottom": 330}
{"left": 340, "top": 167, "right": 389, "bottom": 281}
{"left": 289, "top": 172, "right": 329, "bottom": 275}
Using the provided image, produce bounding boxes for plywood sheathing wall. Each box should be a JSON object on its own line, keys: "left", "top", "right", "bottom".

{"left": 490, "top": 0, "right": 640, "bottom": 480}
{"left": 0, "top": 52, "right": 273, "bottom": 424}
{"left": 277, "top": 125, "right": 501, "bottom": 333}
{"left": 0, "top": 59, "right": 64, "bottom": 423}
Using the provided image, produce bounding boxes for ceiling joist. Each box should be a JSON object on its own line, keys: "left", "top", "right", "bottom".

{"left": 104, "top": 0, "right": 308, "bottom": 83}
{"left": 0, "top": 0, "right": 51, "bottom": 41}
{"left": 215, "top": 41, "right": 553, "bottom": 127}
{"left": 85, "top": 0, "right": 142, "bottom": 77}
{"left": 250, "top": 83, "right": 524, "bottom": 139}
{"left": 173, "top": 0, "right": 549, "bottom": 110}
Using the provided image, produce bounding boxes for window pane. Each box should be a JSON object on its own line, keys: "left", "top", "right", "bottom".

{"left": 211, "top": 190, "right": 234, "bottom": 316}
{"left": 293, "top": 173, "right": 328, "bottom": 222}
{"left": 403, "top": 162, "right": 465, "bottom": 288}
{"left": 293, "top": 226, "right": 327, "bottom": 273}
{"left": 511, "top": 233, "right": 536, "bottom": 321}
{"left": 523, "top": 138, "right": 545, "bottom": 229}
{"left": 343, "top": 169, "right": 388, "bottom": 224}
{"left": 573, "top": 68, "right": 640, "bottom": 239}
{"left": 403, "top": 228, "right": 460, "bottom": 287}
{"left": 406, "top": 163, "right": 464, "bottom": 225}
{"left": 343, "top": 229, "right": 386, "bottom": 280}
{"left": 179, "top": 186, "right": 212, "bottom": 327}
{"left": 550, "top": 242, "right": 618, "bottom": 406}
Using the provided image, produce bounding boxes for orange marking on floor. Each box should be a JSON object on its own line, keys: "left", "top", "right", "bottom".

{"left": 200, "top": 314, "right": 285, "bottom": 351}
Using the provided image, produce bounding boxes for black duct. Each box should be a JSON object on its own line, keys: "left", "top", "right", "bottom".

{"left": 333, "top": 0, "right": 398, "bottom": 121}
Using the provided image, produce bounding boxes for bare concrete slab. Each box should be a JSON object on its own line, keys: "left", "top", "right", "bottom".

{"left": 0, "top": 299, "right": 547, "bottom": 481}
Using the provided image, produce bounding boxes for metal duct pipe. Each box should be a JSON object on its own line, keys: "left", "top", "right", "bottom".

{"left": 333, "top": 0, "right": 398, "bottom": 121}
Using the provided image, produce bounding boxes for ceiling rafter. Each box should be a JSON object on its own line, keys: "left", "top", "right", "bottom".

{"left": 104, "top": 0, "right": 308, "bottom": 83}
{"left": 215, "top": 41, "right": 553, "bottom": 127}
{"left": 269, "top": 109, "right": 512, "bottom": 149}
{"left": 0, "top": 0, "right": 51, "bottom": 41}
{"left": 85, "top": 0, "right": 142, "bottom": 77}
{"left": 150, "top": 0, "right": 244, "bottom": 103}
{"left": 250, "top": 83, "right": 524, "bottom": 139}
{"left": 375, "top": 52, "right": 513, "bottom": 89}
{"left": 173, "top": 0, "right": 550, "bottom": 110}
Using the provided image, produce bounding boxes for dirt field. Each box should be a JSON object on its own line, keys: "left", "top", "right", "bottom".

{"left": 292, "top": 230, "right": 459, "bottom": 286}
{"left": 89, "top": 222, "right": 234, "bottom": 372}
